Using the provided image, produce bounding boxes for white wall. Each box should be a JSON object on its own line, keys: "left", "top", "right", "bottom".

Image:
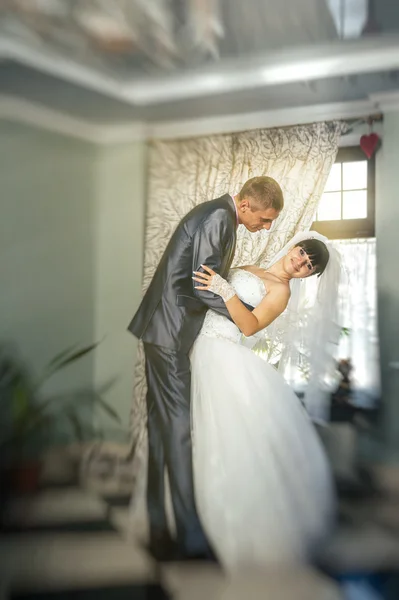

{"left": 376, "top": 110, "right": 399, "bottom": 462}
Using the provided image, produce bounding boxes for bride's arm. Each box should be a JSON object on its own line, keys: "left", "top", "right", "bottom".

{"left": 224, "top": 292, "right": 289, "bottom": 336}
{"left": 193, "top": 266, "right": 289, "bottom": 337}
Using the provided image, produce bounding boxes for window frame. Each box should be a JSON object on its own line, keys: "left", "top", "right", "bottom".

{"left": 311, "top": 146, "right": 375, "bottom": 240}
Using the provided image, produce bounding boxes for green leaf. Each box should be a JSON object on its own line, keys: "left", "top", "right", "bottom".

{"left": 35, "top": 389, "right": 93, "bottom": 416}
{"left": 57, "top": 377, "right": 120, "bottom": 422}
{"left": 1, "top": 413, "right": 54, "bottom": 452}
{"left": 46, "top": 345, "right": 79, "bottom": 369}
{"left": 65, "top": 411, "right": 85, "bottom": 441}
{"left": 50, "top": 341, "right": 101, "bottom": 372}
{"left": 35, "top": 384, "right": 120, "bottom": 424}
{"left": 94, "top": 428, "right": 105, "bottom": 442}
{"left": 96, "top": 397, "right": 121, "bottom": 423}
{"left": 12, "top": 382, "right": 30, "bottom": 423}
{"left": 38, "top": 341, "right": 103, "bottom": 388}
{"left": 98, "top": 377, "right": 118, "bottom": 395}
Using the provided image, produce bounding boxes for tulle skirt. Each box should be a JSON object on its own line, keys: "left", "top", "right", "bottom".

{"left": 190, "top": 335, "right": 335, "bottom": 571}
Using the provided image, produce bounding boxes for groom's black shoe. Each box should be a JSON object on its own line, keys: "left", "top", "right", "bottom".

{"left": 145, "top": 531, "right": 179, "bottom": 562}
{"left": 179, "top": 546, "right": 219, "bottom": 564}
{"left": 144, "top": 531, "right": 219, "bottom": 565}
{"left": 181, "top": 553, "right": 219, "bottom": 564}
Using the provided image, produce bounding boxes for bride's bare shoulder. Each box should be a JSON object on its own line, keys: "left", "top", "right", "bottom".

{"left": 265, "top": 279, "right": 291, "bottom": 307}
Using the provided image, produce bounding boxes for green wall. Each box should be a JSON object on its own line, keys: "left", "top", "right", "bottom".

{"left": 0, "top": 120, "right": 146, "bottom": 442}
{"left": 93, "top": 141, "right": 146, "bottom": 436}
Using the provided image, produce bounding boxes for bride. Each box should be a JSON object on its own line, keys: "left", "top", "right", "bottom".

{"left": 190, "top": 231, "right": 342, "bottom": 571}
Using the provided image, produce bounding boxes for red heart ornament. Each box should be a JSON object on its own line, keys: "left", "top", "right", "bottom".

{"left": 360, "top": 133, "right": 380, "bottom": 159}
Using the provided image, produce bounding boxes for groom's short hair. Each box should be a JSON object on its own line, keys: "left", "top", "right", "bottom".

{"left": 239, "top": 176, "right": 284, "bottom": 211}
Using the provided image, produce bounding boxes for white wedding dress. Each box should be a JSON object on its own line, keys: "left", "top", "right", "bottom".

{"left": 190, "top": 268, "right": 335, "bottom": 571}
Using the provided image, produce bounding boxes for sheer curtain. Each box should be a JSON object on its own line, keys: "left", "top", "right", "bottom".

{"left": 333, "top": 237, "right": 380, "bottom": 408}
{"left": 293, "top": 237, "right": 380, "bottom": 407}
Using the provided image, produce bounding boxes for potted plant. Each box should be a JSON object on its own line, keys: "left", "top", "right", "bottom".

{"left": 0, "top": 341, "right": 122, "bottom": 494}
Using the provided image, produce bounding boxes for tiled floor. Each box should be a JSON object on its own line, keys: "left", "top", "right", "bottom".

{"left": 2, "top": 463, "right": 399, "bottom": 599}
{"left": 0, "top": 481, "right": 157, "bottom": 598}
{"left": 0, "top": 481, "right": 345, "bottom": 600}
{"left": 3, "top": 488, "right": 108, "bottom": 529}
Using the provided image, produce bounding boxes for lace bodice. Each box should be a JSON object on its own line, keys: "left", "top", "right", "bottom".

{"left": 199, "top": 268, "right": 267, "bottom": 349}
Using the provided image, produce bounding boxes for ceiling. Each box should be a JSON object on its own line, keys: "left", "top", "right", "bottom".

{"left": 0, "top": 0, "right": 339, "bottom": 74}
{"left": 2, "top": 60, "right": 399, "bottom": 125}
{"left": 0, "top": 0, "right": 399, "bottom": 128}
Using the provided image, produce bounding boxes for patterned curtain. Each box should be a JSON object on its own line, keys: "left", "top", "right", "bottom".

{"left": 128, "top": 121, "right": 347, "bottom": 495}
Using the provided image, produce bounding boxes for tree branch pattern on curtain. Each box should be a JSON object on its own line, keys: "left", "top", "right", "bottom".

{"left": 129, "top": 121, "right": 347, "bottom": 494}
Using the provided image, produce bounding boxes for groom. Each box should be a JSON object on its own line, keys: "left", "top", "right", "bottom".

{"left": 128, "top": 176, "right": 284, "bottom": 561}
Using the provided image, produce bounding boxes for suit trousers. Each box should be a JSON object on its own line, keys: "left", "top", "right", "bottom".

{"left": 143, "top": 342, "right": 209, "bottom": 556}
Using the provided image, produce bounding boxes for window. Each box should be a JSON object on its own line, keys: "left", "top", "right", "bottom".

{"left": 303, "top": 147, "right": 380, "bottom": 409}
{"left": 311, "top": 147, "right": 375, "bottom": 239}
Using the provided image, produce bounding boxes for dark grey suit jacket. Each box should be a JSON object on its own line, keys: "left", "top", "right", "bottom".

{"left": 128, "top": 194, "right": 237, "bottom": 353}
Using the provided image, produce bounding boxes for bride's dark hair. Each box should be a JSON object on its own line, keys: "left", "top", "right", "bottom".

{"left": 295, "top": 239, "right": 329, "bottom": 277}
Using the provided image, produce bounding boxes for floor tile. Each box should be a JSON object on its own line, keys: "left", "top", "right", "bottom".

{"left": 320, "top": 524, "right": 399, "bottom": 572}
{"left": 0, "top": 532, "right": 155, "bottom": 592}
{"left": 3, "top": 489, "right": 107, "bottom": 528}
{"left": 109, "top": 508, "right": 130, "bottom": 537}
{"left": 161, "top": 564, "right": 343, "bottom": 600}
{"left": 10, "top": 583, "right": 170, "bottom": 600}
{"left": 340, "top": 496, "right": 399, "bottom": 532}
{"left": 372, "top": 465, "right": 399, "bottom": 497}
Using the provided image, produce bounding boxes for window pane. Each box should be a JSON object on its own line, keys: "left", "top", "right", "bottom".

{"left": 343, "top": 190, "right": 367, "bottom": 219}
{"left": 324, "top": 163, "right": 341, "bottom": 192}
{"left": 343, "top": 161, "right": 367, "bottom": 190}
{"left": 317, "top": 192, "right": 341, "bottom": 221}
